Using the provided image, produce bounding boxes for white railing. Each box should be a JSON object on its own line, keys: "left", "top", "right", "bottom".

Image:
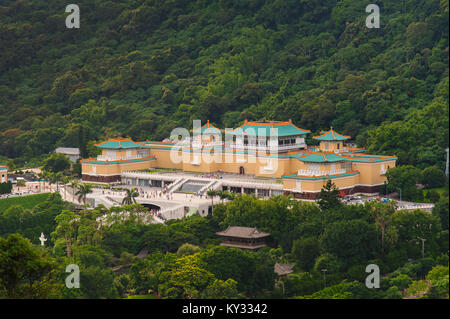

{"left": 199, "top": 180, "right": 220, "bottom": 194}
{"left": 222, "top": 179, "right": 283, "bottom": 190}
{"left": 122, "top": 170, "right": 282, "bottom": 190}
{"left": 234, "top": 143, "right": 306, "bottom": 151}
{"left": 168, "top": 178, "right": 187, "bottom": 193}
{"left": 122, "top": 171, "right": 178, "bottom": 181}
{"left": 167, "top": 178, "right": 185, "bottom": 193}
{"left": 297, "top": 168, "right": 347, "bottom": 176}
{"left": 277, "top": 143, "right": 307, "bottom": 150}
{"left": 191, "top": 141, "right": 223, "bottom": 148}
{"left": 96, "top": 154, "right": 148, "bottom": 161}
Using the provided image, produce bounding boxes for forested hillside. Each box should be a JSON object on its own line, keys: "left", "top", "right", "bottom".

{"left": 0, "top": 0, "right": 448, "bottom": 169}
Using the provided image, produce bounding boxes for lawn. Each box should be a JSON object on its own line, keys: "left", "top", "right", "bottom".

{"left": 0, "top": 193, "right": 52, "bottom": 211}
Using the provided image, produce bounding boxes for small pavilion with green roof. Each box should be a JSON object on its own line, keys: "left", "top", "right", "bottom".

{"left": 230, "top": 119, "right": 310, "bottom": 152}
{"left": 313, "top": 127, "right": 350, "bottom": 153}
{"left": 95, "top": 138, "right": 144, "bottom": 149}
{"left": 95, "top": 138, "right": 150, "bottom": 161}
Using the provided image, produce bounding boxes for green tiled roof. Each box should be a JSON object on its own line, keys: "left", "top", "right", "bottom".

{"left": 283, "top": 171, "right": 360, "bottom": 180}
{"left": 231, "top": 121, "right": 310, "bottom": 137}
{"left": 313, "top": 128, "right": 350, "bottom": 141}
{"left": 191, "top": 121, "right": 223, "bottom": 135}
{"left": 298, "top": 152, "right": 345, "bottom": 163}
{"left": 96, "top": 139, "right": 143, "bottom": 149}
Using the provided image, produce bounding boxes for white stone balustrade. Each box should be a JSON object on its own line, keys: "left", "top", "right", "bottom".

{"left": 297, "top": 168, "right": 347, "bottom": 176}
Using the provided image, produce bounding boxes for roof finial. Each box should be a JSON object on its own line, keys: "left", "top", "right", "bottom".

{"left": 288, "top": 119, "right": 292, "bottom": 123}
{"left": 244, "top": 119, "right": 248, "bottom": 124}
{"left": 330, "top": 126, "right": 333, "bottom": 131}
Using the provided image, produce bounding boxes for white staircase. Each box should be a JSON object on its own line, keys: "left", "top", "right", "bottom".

{"left": 199, "top": 180, "right": 222, "bottom": 194}
{"left": 167, "top": 178, "right": 186, "bottom": 193}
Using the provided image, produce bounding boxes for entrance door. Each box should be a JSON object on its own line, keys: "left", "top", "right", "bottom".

{"left": 239, "top": 166, "right": 245, "bottom": 175}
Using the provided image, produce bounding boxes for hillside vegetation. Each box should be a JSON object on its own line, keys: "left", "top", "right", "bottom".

{"left": 0, "top": 0, "right": 448, "bottom": 169}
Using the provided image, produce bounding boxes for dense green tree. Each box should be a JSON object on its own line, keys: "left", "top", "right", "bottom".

{"left": 313, "top": 253, "right": 342, "bottom": 275}
{"left": 200, "top": 278, "right": 240, "bottom": 299}
{"left": 421, "top": 166, "right": 446, "bottom": 189}
{"left": 317, "top": 180, "right": 341, "bottom": 211}
{"left": 291, "top": 237, "right": 321, "bottom": 271}
{"left": 367, "top": 201, "right": 398, "bottom": 254}
{"left": 0, "top": 234, "right": 62, "bottom": 298}
{"left": 80, "top": 266, "right": 118, "bottom": 299}
{"left": 392, "top": 209, "right": 441, "bottom": 245}
{"left": 42, "top": 153, "right": 71, "bottom": 173}
{"left": 52, "top": 210, "right": 79, "bottom": 258}
{"left": 385, "top": 165, "right": 423, "bottom": 201}
{"left": 321, "top": 219, "right": 379, "bottom": 266}
{"left": 177, "top": 243, "right": 201, "bottom": 258}
{"left": 432, "top": 196, "right": 449, "bottom": 230}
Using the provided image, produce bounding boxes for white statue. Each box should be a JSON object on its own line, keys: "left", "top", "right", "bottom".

{"left": 39, "top": 232, "right": 47, "bottom": 246}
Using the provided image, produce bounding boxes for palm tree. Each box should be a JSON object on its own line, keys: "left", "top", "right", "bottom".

{"left": 41, "top": 171, "right": 50, "bottom": 191}
{"left": 207, "top": 189, "right": 217, "bottom": 208}
{"left": 370, "top": 201, "right": 397, "bottom": 254}
{"left": 54, "top": 172, "right": 62, "bottom": 192}
{"left": 218, "top": 190, "right": 233, "bottom": 203}
{"left": 75, "top": 183, "right": 93, "bottom": 204}
{"left": 46, "top": 172, "right": 55, "bottom": 192}
{"left": 61, "top": 176, "right": 71, "bottom": 200}
{"left": 122, "top": 188, "right": 139, "bottom": 205}
{"left": 70, "top": 180, "right": 79, "bottom": 201}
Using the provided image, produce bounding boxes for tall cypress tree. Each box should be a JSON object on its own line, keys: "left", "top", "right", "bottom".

{"left": 318, "top": 180, "right": 341, "bottom": 211}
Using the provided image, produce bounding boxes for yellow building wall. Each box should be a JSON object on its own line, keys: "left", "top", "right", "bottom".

{"left": 283, "top": 173, "right": 360, "bottom": 192}
{"left": 82, "top": 159, "right": 155, "bottom": 176}
{"left": 148, "top": 147, "right": 292, "bottom": 178}
{"left": 101, "top": 149, "right": 140, "bottom": 159}
{"left": 319, "top": 141, "right": 344, "bottom": 152}
{"left": 151, "top": 147, "right": 184, "bottom": 170}
{"left": 351, "top": 160, "right": 396, "bottom": 185}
